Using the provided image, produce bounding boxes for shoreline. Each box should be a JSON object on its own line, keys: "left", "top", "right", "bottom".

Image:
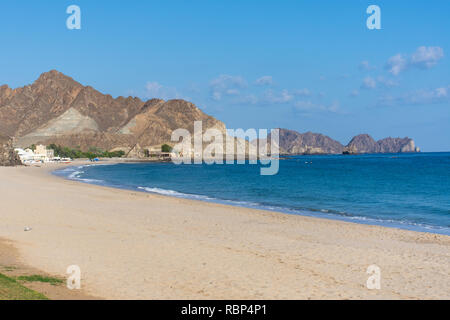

{"left": 54, "top": 161, "right": 450, "bottom": 236}
{"left": 0, "top": 162, "right": 449, "bottom": 299}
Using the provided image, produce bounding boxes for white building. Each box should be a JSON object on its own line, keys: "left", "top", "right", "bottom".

{"left": 14, "top": 148, "right": 35, "bottom": 163}
{"left": 15, "top": 145, "right": 56, "bottom": 164}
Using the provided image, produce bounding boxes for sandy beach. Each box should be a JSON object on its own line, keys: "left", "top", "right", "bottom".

{"left": 0, "top": 163, "right": 449, "bottom": 299}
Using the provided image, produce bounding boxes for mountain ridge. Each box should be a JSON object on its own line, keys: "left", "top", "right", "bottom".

{"left": 265, "top": 129, "right": 419, "bottom": 155}
{"left": 345, "top": 133, "right": 419, "bottom": 154}
{"left": 0, "top": 71, "right": 420, "bottom": 157}
{"left": 0, "top": 70, "right": 225, "bottom": 156}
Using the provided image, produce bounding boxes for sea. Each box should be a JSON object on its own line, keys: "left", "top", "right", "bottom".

{"left": 53, "top": 152, "right": 450, "bottom": 235}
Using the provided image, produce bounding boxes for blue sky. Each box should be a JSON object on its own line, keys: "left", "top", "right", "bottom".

{"left": 0, "top": 0, "right": 449, "bottom": 151}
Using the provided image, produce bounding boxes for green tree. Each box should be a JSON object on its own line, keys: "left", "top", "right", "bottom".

{"left": 161, "top": 144, "right": 173, "bottom": 153}
{"left": 45, "top": 144, "right": 125, "bottom": 159}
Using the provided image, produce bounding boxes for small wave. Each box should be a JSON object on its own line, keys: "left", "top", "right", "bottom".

{"left": 68, "top": 170, "right": 84, "bottom": 179}
{"left": 137, "top": 187, "right": 267, "bottom": 208}
{"left": 78, "top": 178, "right": 105, "bottom": 183}
{"left": 53, "top": 164, "right": 450, "bottom": 236}
{"left": 137, "top": 187, "right": 214, "bottom": 201}
{"left": 54, "top": 166, "right": 105, "bottom": 184}
{"left": 134, "top": 186, "right": 450, "bottom": 235}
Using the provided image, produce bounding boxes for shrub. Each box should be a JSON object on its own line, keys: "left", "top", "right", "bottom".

{"left": 161, "top": 144, "right": 173, "bottom": 153}
{"left": 48, "top": 145, "right": 126, "bottom": 159}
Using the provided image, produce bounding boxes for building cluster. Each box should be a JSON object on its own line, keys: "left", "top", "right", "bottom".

{"left": 14, "top": 145, "right": 68, "bottom": 164}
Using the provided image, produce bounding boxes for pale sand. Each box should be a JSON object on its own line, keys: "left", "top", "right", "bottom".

{"left": 0, "top": 238, "right": 97, "bottom": 300}
{"left": 0, "top": 163, "right": 449, "bottom": 299}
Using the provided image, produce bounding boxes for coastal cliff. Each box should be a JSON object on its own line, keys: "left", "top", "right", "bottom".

{"left": 268, "top": 129, "right": 419, "bottom": 155}
{"left": 0, "top": 135, "right": 21, "bottom": 166}
{"left": 346, "top": 134, "right": 420, "bottom": 154}
{"left": 271, "top": 129, "right": 344, "bottom": 154}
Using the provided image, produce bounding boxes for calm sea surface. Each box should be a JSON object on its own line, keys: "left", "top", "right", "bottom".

{"left": 54, "top": 152, "right": 450, "bottom": 235}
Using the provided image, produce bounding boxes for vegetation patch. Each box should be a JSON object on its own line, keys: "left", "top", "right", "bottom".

{"left": 0, "top": 266, "right": 17, "bottom": 272}
{"left": 161, "top": 144, "right": 173, "bottom": 153}
{"left": 0, "top": 273, "right": 48, "bottom": 300}
{"left": 48, "top": 144, "right": 125, "bottom": 159}
{"left": 16, "top": 275, "right": 64, "bottom": 286}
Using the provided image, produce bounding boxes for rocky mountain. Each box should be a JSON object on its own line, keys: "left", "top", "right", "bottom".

{"left": 0, "top": 70, "right": 225, "bottom": 156}
{"left": 0, "top": 71, "right": 420, "bottom": 158}
{"left": 268, "top": 129, "right": 344, "bottom": 154}
{"left": 0, "top": 135, "right": 21, "bottom": 166}
{"left": 346, "top": 134, "right": 420, "bottom": 154}
{"left": 377, "top": 137, "right": 420, "bottom": 153}
{"left": 263, "top": 129, "right": 420, "bottom": 155}
{"left": 345, "top": 134, "right": 379, "bottom": 153}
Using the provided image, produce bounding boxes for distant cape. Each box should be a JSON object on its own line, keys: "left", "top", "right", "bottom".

{"left": 264, "top": 129, "right": 419, "bottom": 155}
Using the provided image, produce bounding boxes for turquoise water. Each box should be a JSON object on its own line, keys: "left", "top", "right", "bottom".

{"left": 54, "top": 152, "right": 450, "bottom": 235}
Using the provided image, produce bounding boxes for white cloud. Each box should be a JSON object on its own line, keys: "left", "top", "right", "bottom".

{"left": 240, "top": 94, "right": 259, "bottom": 105}
{"left": 293, "top": 88, "right": 312, "bottom": 97}
{"left": 359, "top": 60, "right": 376, "bottom": 71}
{"left": 294, "top": 100, "right": 316, "bottom": 110}
{"left": 145, "top": 82, "right": 163, "bottom": 96}
{"left": 255, "top": 76, "right": 273, "bottom": 86}
{"left": 262, "top": 89, "right": 293, "bottom": 104}
{"left": 435, "top": 87, "right": 448, "bottom": 98}
{"left": 407, "top": 86, "right": 449, "bottom": 104}
{"left": 410, "top": 46, "right": 444, "bottom": 69}
{"left": 350, "top": 89, "right": 359, "bottom": 97}
{"left": 225, "top": 89, "right": 240, "bottom": 96}
{"left": 386, "top": 54, "right": 408, "bottom": 76}
{"left": 294, "top": 100, "right": 340, "bottom": 113}
{"left": 144, "top": 81, "right": 181, "bottom": 100}
{"left": 378, "top": 85, "right": 450, "bottom": 106}
{"left": 238, "top": 87, "right": 331, "bottom": 111}
{"left": 328, "top": 101, "right": 340, "bottom": 112}
{"left": 361, "top": 76, "right": 377, "bottom": 89}
{"left": 359, "top": 76, "right": 398, "bottom": 91}
{"left": 209, "top": 75, "right": 247, "bottom": 101}
{"left": 377, "top": 76, "right": 399, "bottom": 88}
{"left": 386, "top": 46, "right": 444, "bottom": 75}
{"left": 207, "top": 75, "right": 336, "bottom": 114}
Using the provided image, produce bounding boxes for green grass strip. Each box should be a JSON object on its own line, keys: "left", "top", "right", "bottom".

{"left": 0, "top": 273, "right": 48, "bottom": 300}
{"left": 16, "top": 275, "right": 64, "bottom": 286}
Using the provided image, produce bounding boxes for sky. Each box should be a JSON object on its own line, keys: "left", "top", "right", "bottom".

{"left": 0, "top": 0, "right": 449, "bottom": 151}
